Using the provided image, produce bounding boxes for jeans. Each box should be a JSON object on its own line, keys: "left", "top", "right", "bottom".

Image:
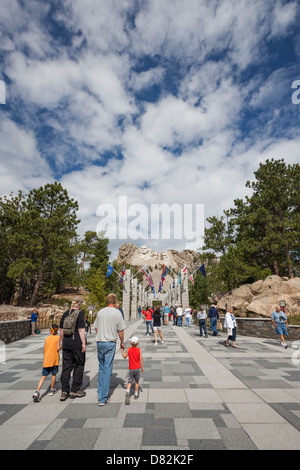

{"left": 199, "top": 319, "right": 207, "bottom": 336}
{"left": 210, "top": 317, "right": 218, "bottom": 335}
{"left": 177, "top": 316, "right": 182, "bottom": 327}
{"left": 185, "top": 316, "right": 191, "bottom": 327}
{"left": 146, "top": 320, "right": 154, "bottom": 334}
{"left": 97, "top": 341, "right": 116, "bottom": 404}
{"left": 61, "top": 349, "right": 86, "bottom": 394}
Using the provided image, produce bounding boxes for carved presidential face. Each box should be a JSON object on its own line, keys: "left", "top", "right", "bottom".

{"left": 140, "top": 245, "right": 149, "bottom": 255}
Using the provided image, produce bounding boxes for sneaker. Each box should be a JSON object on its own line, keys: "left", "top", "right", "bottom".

{"left": 69, "top": 389, "right": 86, "bottom": 398}
{"left": 154, "top": 342, "right": 158, "bottom": 346}
{"left": 60, "top": 392, "right": 69, "bottom": 401}
{"left": 32, "top": 391, "right": 40, "bottom": 402}
{"left": 48, "top": 389, "right": 56, "bottom": 396}
{"left": 161, "top": 340, "right": 164, "bottom": 344}
{"left": 281, "top": 342, "right": 288, "bottom": 349}
{"left": 98, "top": 402, "right": 106, "bottom": 407}
{"left": 134, "top": 392, "right": 139, "bottom": 400}
{"left": 125, "top": 391, "right": 130, "bottom": 405}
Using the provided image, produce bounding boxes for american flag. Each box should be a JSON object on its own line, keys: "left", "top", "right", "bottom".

{"left": 142, "top": 265, "right": 154, "bottom": 287}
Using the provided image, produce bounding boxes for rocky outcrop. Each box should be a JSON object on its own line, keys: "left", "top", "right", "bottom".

{"left": 0, "top": 287, "right": 88, "bottom": 323}
{"left": 216, "top": 275, "right": 300, "bottom": 317}
{"left": 0, "top": 304, "right": 67, "bottom": 323}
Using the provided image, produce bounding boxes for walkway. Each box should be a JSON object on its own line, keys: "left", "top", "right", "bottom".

{"left": 0, "top": 319, "right": 300, "bottom": 450}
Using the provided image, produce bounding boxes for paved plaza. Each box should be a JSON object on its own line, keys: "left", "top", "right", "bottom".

{"left": 0, "top": 318, "right": 300, "bottom": 451}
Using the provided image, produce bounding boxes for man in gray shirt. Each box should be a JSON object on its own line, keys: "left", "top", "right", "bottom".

{"left": 94, "top": 293, "right": 126, "bottom": 406}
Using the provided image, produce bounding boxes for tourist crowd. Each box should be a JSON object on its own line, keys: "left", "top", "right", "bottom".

{"left": 32, "top": 296, "right": 289, "bottom": 405}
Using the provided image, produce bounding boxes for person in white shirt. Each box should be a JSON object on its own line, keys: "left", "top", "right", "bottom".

{"left": 197, "top": 308, "right": 208, "bottom": 337}
{"left": 176, "top": 306, "right": 183, "bottom": 327}
{"left": 184, "top": 307, "right": 192, "bottom": 327}
{"left": 224, "top": 307, "right": 238, "bottom": 348}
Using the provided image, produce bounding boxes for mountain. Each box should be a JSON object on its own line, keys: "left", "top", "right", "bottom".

{"left": 117, "top": 243, "right": 201, "bottom": 291}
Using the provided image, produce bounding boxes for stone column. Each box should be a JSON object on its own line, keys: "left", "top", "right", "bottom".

{"left": 122, "top": 269, "right": 131, "bottom": 321}
{"left": 137, "top": 283, "right": 142, "bottom": 309}
{"left": 131, "top": 278, "right": 138, "bottom": 319}
{"left": 175, "top": 277, "right": 181, "bottom": 305}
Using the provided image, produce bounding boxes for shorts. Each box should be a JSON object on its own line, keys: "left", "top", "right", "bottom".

{"left": 153, "top": 326, "right": 161, "bottom": 331}
{"left": 128, "top": 369, "right": 141, "bottom": 384}
{"left": 42, "top": 366, "right": 59, "bottom": 377}
{"left": 275, "top": 323, "right": 288, "bottom": 336}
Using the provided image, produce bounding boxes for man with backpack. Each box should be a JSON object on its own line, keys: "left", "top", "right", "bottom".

{"left": 59, "top": 298, "right": 86, "bottom": 401}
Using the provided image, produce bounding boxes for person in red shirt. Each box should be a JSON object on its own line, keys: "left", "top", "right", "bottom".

{"left": 144, "top": 308, "right": 154, "bottom": 335}
{"left": 121, "top": 336, "right": 144, "bottom": 405}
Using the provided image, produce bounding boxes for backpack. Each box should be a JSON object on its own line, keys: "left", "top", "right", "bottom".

{"left": 63, "top": 309, "right": 81, "bottom": 338}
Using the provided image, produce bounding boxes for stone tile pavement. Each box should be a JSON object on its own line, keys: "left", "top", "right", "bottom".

{"left": 0, "top": 318, "right": 300, "bottom": 451}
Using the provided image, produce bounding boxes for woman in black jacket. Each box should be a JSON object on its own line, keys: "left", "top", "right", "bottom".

{"left": 153, "top": 307, "right": 164, "bottom": 346}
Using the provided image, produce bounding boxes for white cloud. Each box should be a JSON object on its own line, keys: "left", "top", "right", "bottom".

{"left": 0, "top": 117, "right": 52, "bottom": 194}
{"left": 270, "top": 1, "right": 298, "bottom": 38}
{"left": 131, "top": 67, "right": 165, "bottom": 93}
{"left": 0, "top": 0, "right": 299, "bottom": 261}
{"left": 6, "top": 52, "right": 81, "bottom": 107}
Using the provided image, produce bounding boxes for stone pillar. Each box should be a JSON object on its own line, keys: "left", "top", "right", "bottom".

{"left": 137, "top": 283, "right": 142, "bottom": 309}
{"left": 122, "top": 269, "right": 131, "bottom": 321}
{"left": 175, "top": 277, "right": 181, "bottom": 306}
{"left": 181, "top": 269, "right": 189, "bottom": 308}
{"left": 131, "top": 278, "right": 138, "bottom": 319}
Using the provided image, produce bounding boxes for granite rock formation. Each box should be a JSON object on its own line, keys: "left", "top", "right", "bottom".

{"left": 214, "top": 275, "right": 300, "bottom": 317}
{"left": 117, "top": 243, "right": 201, "bottom": 291}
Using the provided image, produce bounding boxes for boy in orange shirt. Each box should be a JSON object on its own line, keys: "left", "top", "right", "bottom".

{"left": 33, "top": 324, "right": 61, "bottom": 402}
{"left": 121, "top": 336, "right": 144, "bottom": 405}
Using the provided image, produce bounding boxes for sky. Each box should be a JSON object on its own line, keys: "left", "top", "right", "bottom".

{"left": 0, "top": 0, "right": 299, "bottom": 260}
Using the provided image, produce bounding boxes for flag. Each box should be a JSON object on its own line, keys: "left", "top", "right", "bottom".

{"left": 142, "top": 265, "right": 154, "bottom": 288}
{"left": 161, "top": 265, "right": 170, "bottom": 279}
{"left": 159, "top": 265, "right": 169, "bottom": 292}
{"left": 199, "top": 264, "right": 206, "bottom": 277}
{"left": 178, "top": 272, "right": 181, "bottom": 285}
{"left": 188, "top": 274, "right": 194, "bottom": 285}
{"left": 119, "top": 262, "right": 126, "bottom": 285}
{"left": 107, "top": 264, "right": 114, "bottom": 278}
{"left": 182, "top": 262, "right": 187, "bottom": 274}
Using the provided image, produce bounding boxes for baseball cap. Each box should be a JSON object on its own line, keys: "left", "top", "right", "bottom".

{"left": 130, "top": 336, "right": 139, "bottom": 344}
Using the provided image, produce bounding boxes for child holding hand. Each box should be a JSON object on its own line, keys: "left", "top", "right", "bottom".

{"left": 121, "top": 336, "right": 144, "bottom": 405}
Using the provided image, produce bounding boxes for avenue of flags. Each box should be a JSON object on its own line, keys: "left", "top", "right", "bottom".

{"left": 106, "top": 260, "right": 206, "bottom": 296}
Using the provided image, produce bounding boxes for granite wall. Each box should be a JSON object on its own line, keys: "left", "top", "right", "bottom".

{"left": 0, "top": 320, "right": 31, "bottom": 344}
{"left": 220, "top": 317, "right": 300, "bottom": 341}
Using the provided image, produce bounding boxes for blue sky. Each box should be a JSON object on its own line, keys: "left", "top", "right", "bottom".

{"left": 0, "top": 0, "right": 299, "bottom": 258}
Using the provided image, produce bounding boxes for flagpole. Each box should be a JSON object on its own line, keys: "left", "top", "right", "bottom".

{"left": 112, "top": 267, "right": 124, "bottom": 279}
{"left": 130, "top": 266, "right": 146, "bottom": 280}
